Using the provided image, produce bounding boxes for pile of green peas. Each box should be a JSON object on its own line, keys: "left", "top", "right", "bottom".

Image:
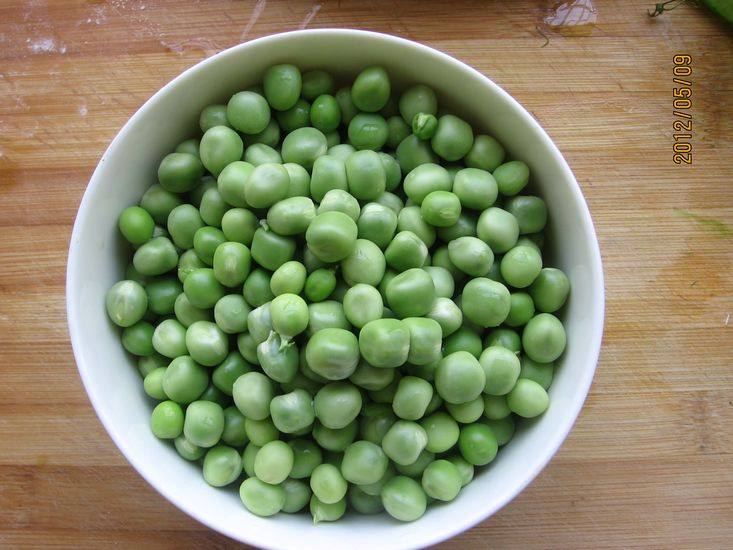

{"left": 105, "top": 63, "right": 570, "bottom": 523}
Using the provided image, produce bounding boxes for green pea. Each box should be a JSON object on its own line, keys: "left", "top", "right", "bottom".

{"left": 342, "top": 284, "right": 382, "bottom": 329}
{"left": 430, "top": 114, "right": 473, "bottom": 161}
{"left": 386, "top": 117, "right": 410, "bottom": 150}
{"left": 121, "top": 321, "right": 155, "bottom": 356}
{"left": 270, "top": 261, "right": 307, "bottom": 296}
{"left": 348, "top": 113, "right": 388, "bottom": 151}
{"left": 421, "top": 412, "right": 460, "bottom": 453}
{"left": 451, "top": 167, "right": 498, "bottom": 210}
{"left": 396, "top": 134, "right": 437, "bottom": 173}
{"left": 174, "top": 435, "right": 206, "bottom": 461}
{"left": 138, "top": 353, "right": 167, "bottom": 378}
{"left": 175, "top": 138, "right": 200, "bottom": 157}
{"left": 504, "top": 195, "right": 548, "bottom": 234}
{"left": 150, "top": 400, "right": 184, "bottom": 439}
{"left": 306, "top": 301, "right": 350, "bottom": 336}
{"left": 412, "top": 112, "right": 438, "bottom": 140}
{"left": 385, "top": 268, "right": 436, "bottom": 318}
{"left": 506, "top": 292, "right": 535, "bottom": 327}
{"left": 213, "top": 294, "right": 250, "bottom": 334}
{"left": 188, "top": 176, "right": 216, "bottom": 209}
{"left": 398, "top": 206, "right": 437, "bottom": 248}
{"left": 500, "top": 245, "right": 543, "bottom": 288}
{"left": 480, "top": 418, "right": 512, "bottom": 450}
{"left": 143, "top": 367, "right": 167, "bottom": 400}
{"left": 212, "top": 242, "right": 251, "bottom": 288}
{"left": 310, "top": 155, "right": 348, "bottom": 201}
{"left": 465, "top": 134, "right": 505, "bottom": 171}
{"left": 403, "top": 163, "right": 451, "bottom": 205}
{"left": 281, "top": 127, "right": 328, "bottom": 170}
{"left": 310, "top": 462, "right": 348, "bottom": 504}
{"left": 404, "top": 359, "right": 440, "bottom": 382}
{"left": 302, "top": 69, "right": 335, "bottom": 100}
{"left": 332, "top": 88, "right": 357, "bottom": 126}
{"left": 177, "top": 251, "right": 206, "bottom": 285}
{"left": 431, "top": 245, "right": 464, "bottom": 282}
{"left": 461, "top": 278, "right": 511, "bottom": 328}
{"left": 349, "top": 360, "right": 394, "bottom": 392}
{"left": 263, "top": 63, "right": 301, "bottom": 110}
{"left": 399, "top": 84, "right": 437, "bottom": 124}
{"left": 288, "top": 438, "right": 323, "bottom": 478}
{"left": 243, "top": 117, "right": 281, "bottom": 148}
{"left": 212, "top": 352, "right": 252, "bottom": 396}
{"left": 163, "top": 355, "right": 209, "bottom": 404}
{"left": 275, "top": 98, "right": 310, "bottom": 132}
{"left": 392, "top": 376, "right": 433, "bottom": 421}
{"left": 420, "top": 190, "right": 461, "bottom": 228}
{"left": 243, "top": 143, "right": 282, "bottom": 166}
{"left": 305, "top": 328, "right": 360, "bottom": 380}
{"left": 269, "top": 388, "right": 314, "bottom": 434}
{"left": 492, "top": 160, "right": 529, "bottom": 196}
{"left": 358, "top": 318, "right": 410, "bottom": 369}
{"left": 283, "top": 163, "right": 311, "bottom": 198}
{"left": 106, "top": 280, "right": 147, "bottom": 327}
{"left": 310, "top": 94, "right": 341, "bottom": 133}
{"left": 423, "top": 266, "right": 454, "bottom": 299}
{"left": 242, "top": 268, "right": 274, "bottom": 307}
{"left": 421, "top": 459, "right": 461, "bottom": 502}
{"left": 529, "top": 267, "right": 570, "bottom": 313}
{"left": 236, "top": 332, "right": 259, "bottom": 364}
{"left": 458, "top": 422, "right": 498, "bottom": 466}
{"left": 520, "top": 355, "right": 554, "bottom": 390}
{"left": 426, "top": 297, "right": 463, "bottom": 337}
{"left": 183, "top": 268, "right": 225, "bottom": 309}
{"left": 377, "top": 152, "right": 401, "bottom": 190}
{"left": 199, "top": 104, "right": 229, "bottom": 132}
{"left": 314, "top": 382, "right": 362, "bottom": 429}
{"left": 185, "top": 320, "right": 228, "bottom": 367}
{"left": 244, "top": 163, "right": 290, "bottom": 209}
{"left": 508, "top": 378, "right": 551, "bottom": 419}
{"left": 446, "top": 236, "right": 493, "bottom": 278}
{"left": 305, "top": 211, "right": 358, "bottom": 263}
{"left": 152, "top": 319, "right": 187, "bottom": 358}
{"left": 199, "top": 383, "right": 230, "bottom": 407}
{"left": 166, "top": 204, "right": 203, "bottom": 249}
{"left": 381, "top": 420, "right": 428, "bottom": 466}
{"left": 183, "top": 400, "right": 224, "bottom": 448}
{"left": 368, "top": 373, "right": 401, "bottom": 405}
{"left": 385, "top": 231, "right": 428, "bottom": 272}
{"left": 140, "top": 184, "right": 183, "bottom": 225}
{"left": 435, "top": 351, "right": 485, "bottom": 405}
{"left": 227, "top": 91, "right": 270, "bottom": 134}
{"left": 132, "top": 236, "right": 178, "bottom": 276}
{"left": 327, "top": 143, "right": 356, "bottom": 163}
{"left": 351, "top": 66, "right": 390, "bottom": 112}
{"left": 199, "top": 126, "right": 244, "bottom": 176}
{"left": 280, "top": 478, "right": 311, "bottom": 514}
{"left": 193, "top": 226, "right": 226, "bottom": 265}
{"left": 310, "top": 494, "right": 346, "bottom": 523}
{"left": 340, "top": 440, "right": 388, "bottom": 485}
{"left": 479, "top": 346, "right": 521, "bottom": 396}
{"left": 157, "top": 152, "right": 204, "bottom": 193}
{"left": 250, "top": 227, "right": 296, "bottom": 271}
{"left": 257, "top": 331, "right": 299, "bottom": 383}
{"left": 344, "top": 149, "right": 386, "bottom": 201}
{"left": 313, "top": 419, "right": 358, "bottom": 452}
{"left": 395, "top": 449, "right": 435, "bottom": 478}
{"left": 252, "top": 440, "right": 293, "bottom": 485}
{"left": 266, "top": 197, "right": 316, "bottom": 237}
{"left": 401, "top": 317, "right": 442, "bottom": 366}
{"left": 125, "top": 262, "right": 148, "bottom": 286}
{"left": 381, "top": 475, "right": 427, "bottom": 521}
{"left": 304, "top": 268, "right": 337, "bottom": 302}
{"left": 243, "top": 416, "right": 277, "bottom": 446}
{"left": 357, "top": 202, "right": 398, "bottom": 249}
{"left": 199, "top": 187, "right": 229, "bottom": 228}
{"left": 485, "top": 327, "right": 521, "bottom": 353}
{"left": 118, "top": 206, "right": 155, "bottom": 246}
{"left": 483, "top": 394, "right": 511, "bottom": 420}
{"left": 442, "top": 325, "right": 481, "bottom": 358}
{"left": 239, "top": 477, "right": 285, "bottom": 517}
{"left": 522, "top": 312, "right": 566, "bottom": 363}
{"left": 348, "top": 485, "right": 383, "bottom": 514}
{"left": 318, "top": 189, "right": 360, "bottom": 221}
{"left": 247, "top": 302, "right": 272, "bottom": 344}
{"left": 232, "top": 371, "right": 275, "bottom": 420}
{"left": 202, "top": 444, "right": 242, "bottom": 487}
{"left": 373, "top": 192, "right": 403, "bottom": 217}
{"left": 270, "top": 293, "right": 309, "bottom": 340}
{"left": 341, "top": 239, "right": 385, "bottom": 287}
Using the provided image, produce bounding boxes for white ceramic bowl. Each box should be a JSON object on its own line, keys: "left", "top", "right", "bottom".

{"left": 67, "top": 29, "right": 604, "bottom": 550}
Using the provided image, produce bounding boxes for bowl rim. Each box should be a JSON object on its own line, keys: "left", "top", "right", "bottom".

{"left": 67, "top": 28, "right": 605, "bottom": 549}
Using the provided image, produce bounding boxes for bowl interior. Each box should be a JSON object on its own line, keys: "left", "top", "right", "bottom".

{"left": 68, "top": 30, "right": 603, "bottom": 550}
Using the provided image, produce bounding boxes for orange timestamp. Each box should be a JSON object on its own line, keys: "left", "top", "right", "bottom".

{"left": 672, "top": 55, "right": 692, "bottom": 165}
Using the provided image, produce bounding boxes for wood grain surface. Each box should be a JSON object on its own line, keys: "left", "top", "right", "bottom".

{"left": 1, "top": 0, "right": 732, "bottom": 548}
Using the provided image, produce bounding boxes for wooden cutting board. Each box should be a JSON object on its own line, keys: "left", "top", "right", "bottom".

{"left": 1, "top": 0, "right": 731, "bottom": 547}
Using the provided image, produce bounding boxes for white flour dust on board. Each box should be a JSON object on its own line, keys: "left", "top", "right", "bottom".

{"left": 299, "top": 4, "right": 321, "bottom": 30}
{"left": 26, "top": 36, "right": 67, "bottom": 54}
{"left": 240, "top": 0, "right": 267, "bottom": 41}
{"left": 78, "top": 104, "right": 88, "bottom": 116}
{"left": 544, "top": 0, "right": 598, "bottom": 27}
